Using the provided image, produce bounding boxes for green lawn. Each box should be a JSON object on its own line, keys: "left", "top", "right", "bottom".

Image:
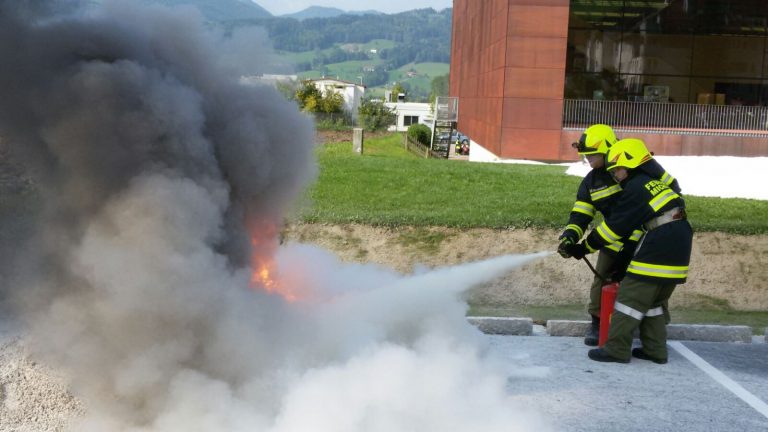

{"left": 394, "top": 62, "right": 450, "bottom": 77}
{"left": 299, "top": 59, "right": 384, "bottom": 82}
{"left": 301, "top": 134, "right": 768, "bottom": 235}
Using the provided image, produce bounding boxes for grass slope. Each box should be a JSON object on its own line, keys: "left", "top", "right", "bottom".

{"left": 301, "top": 134, "right": 768, "bottom": 235}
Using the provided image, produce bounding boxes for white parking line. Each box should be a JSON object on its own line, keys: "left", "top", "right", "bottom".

{"left": 670, "top": 341, "right": 768, "bottom": 420}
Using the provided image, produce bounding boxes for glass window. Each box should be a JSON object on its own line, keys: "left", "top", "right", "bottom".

{"left": 619, "top": 0, "right": 696, "bottom": 34}
{"left": 692, "top": 0, "right": 768, "bottom": 37}
{"left": 692, "top": 35, "right": 765, "bottom": 79}
{"left": 763, "top": 43, "right": 768, "bottom": 78}
{"left": 403, "top": 115, "right": 419, "bottom": 126}
{"left": 569, "top": 0, "right": 624, "bottom": 32}
{"left": 567, "top": 1, "right": 768, "bottom": 104}
{"left": 690, "top": 77, "right": 764, "bottom": 106}
{"left": 618, "top": 33, "right": 693, "bottom": 76}
{"left": 621, "top": 74, "right": 691, "bottom": 103}
{"left": 567, "top": 29, "right": 622, "bottom": 73}
{"left": 565, "top": 72, "right": 627, "bottom": 100}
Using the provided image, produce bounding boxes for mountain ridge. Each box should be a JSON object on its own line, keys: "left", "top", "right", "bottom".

{"left": 281, "top": 6, "right": 382, "bottom": 20}
{"left": 138, "top": 0, "right": 272, "bottom": 20}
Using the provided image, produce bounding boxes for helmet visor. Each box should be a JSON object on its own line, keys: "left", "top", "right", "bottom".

{"left": 572, "top": 133, "right": 600, "bottom": 155}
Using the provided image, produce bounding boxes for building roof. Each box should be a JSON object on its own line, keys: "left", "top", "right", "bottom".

{"left": 307, "top": 77, "right": 366, "bottom": 89}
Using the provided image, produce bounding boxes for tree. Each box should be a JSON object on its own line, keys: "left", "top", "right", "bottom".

{"left": 429, "top": 73, "right": 449, "bottom": 104}
{"left": 357, "top": 99, "right": 396, "bottom": 132}
{"left": 276, "top": 79, "right": 300, "bottom": 101}
{"left": 294, "top": 81, "right": 344, "bottom": 114}
{"left": 295, "top": 81, "right": 324, "bottom": 111}
{"left": 363, "top": 68, "right": 389, "bottom": 87}
{"left": 318, "top": 90, "right": 344, "bottom": 114}
{"left": 390, "top": 82, "right": 406, "bottom": 102}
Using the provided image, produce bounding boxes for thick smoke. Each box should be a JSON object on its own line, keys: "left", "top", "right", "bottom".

{"left": 0, "top": 1, "right": 552, "bottom": 431}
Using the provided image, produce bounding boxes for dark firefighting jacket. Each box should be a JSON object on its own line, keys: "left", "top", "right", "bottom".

{"left": 583, "top": 171, "right": 693, "bottom": 284}
{"left": 560, "top": 159, "right": 680, "bottom": 255}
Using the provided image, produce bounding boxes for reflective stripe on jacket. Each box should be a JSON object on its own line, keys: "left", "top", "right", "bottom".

{"left": 583, "top": 171, "right": 693, "bottom": 284}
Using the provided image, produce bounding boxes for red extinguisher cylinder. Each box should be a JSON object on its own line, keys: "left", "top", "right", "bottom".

{"left": 599, "top": 282, "right": 619, "bottom": 347}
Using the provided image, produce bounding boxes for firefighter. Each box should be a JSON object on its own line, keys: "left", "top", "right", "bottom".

{"left": 563, "top": 138, "right": 693, "bottom": 364}
{"left": 558, "top": 124, "right": 681, "bottom": 346}
{"left": 558, "top": 124, "right": 629, "bottom": 346}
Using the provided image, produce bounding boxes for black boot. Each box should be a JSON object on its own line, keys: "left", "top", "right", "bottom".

{"left": 584, "top": 315, "right": 600, "bottom": 346}
{"left": 588, "top": 348, "right": 629, "bottom": 363}
{"left": 632, "top": 348, "right": 668, "bottom": 364}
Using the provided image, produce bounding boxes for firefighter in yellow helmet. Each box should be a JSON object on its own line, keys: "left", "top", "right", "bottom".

{"left": 557, "top": 124, "right": 680, "bottom": 346}
{"left": 562, "top": 138, "right": 692, "bottom": 363}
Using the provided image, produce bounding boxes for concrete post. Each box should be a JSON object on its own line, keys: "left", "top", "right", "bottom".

{"left": 352, "top": 128, "right": 364, "bottom": 154}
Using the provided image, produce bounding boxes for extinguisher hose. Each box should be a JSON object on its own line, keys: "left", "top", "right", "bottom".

{"left": 582, "top": 256, "right": 608, "bottom": 283}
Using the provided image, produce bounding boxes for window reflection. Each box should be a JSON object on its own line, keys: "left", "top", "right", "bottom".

{"left": 567, "top": 0, "right": 768, "bottom": 105}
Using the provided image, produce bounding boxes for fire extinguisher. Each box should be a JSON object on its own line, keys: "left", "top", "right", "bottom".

{"left": 598, "top": 282, "right": 619, "bottom": 346}
{"left": 581, "top": 256, "right": 618, "bottom": 347}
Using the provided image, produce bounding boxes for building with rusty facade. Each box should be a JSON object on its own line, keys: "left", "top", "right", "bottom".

{"left": 450, "top": 0, "right": 768, "bottom": 161}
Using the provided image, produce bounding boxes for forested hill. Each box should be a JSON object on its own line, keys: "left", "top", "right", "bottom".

{"left": 226, "top": 8, "right": 452, "bottom": 64}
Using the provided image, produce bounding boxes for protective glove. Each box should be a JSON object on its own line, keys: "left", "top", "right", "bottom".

{"left": 609, "top": 248, "right": 633, "bottom": 282}
{"left": 609, "top": 267, "right": 627, "bottom": 283}
{"left": 563, "top": 242, "right": 588, "bottom": 260}
{"left": 557, "top": 237, "right": 575, "bottom": 258}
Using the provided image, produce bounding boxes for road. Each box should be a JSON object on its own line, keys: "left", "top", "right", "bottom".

{"left": 489, "top": 334, "right": 768, "bottom": 432}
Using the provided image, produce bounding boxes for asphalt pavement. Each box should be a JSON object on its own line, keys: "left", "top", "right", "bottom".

{"left": 488, "top": 333, "right": 768, "bottom": 432}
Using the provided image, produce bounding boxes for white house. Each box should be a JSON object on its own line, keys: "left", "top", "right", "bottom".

{"left": 383, "top": 102, "right": 434, "bottom": 132}
{"left": 309, "top": 78, "right": 365, "bottom": 119}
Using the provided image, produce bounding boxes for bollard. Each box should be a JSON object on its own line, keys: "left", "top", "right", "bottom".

{"left": 352, "top": 128, "right": 364, "bottom": 154}
{"left": 599, "top": 282, "right": 619, "bottom": 347}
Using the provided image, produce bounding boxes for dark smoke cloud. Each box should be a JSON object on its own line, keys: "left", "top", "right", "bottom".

{"left": 0, "top": 0, "right": 315, "bottom": 287}
{"left": 0, "top": 2, "right": 552, "bottom": 431}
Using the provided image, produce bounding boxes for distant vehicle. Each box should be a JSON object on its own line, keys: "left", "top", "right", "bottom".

{"left": 452, "top": 131, "right": 469, "bottom": 146}
{"left": 453, "top": 131, "right": 470, "bottom": 156}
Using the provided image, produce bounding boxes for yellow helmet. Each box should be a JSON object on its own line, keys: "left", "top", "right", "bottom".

{"left": 572, "top": 124, "right": 617, "bottom": 155}
{"left": 606, "top": 138, "right": 653, "bottom": 171}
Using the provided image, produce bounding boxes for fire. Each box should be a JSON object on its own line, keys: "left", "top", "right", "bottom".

{"left": 249, "top": 223, "right": 301, "bottom": 302}
{"left": 250, "top": 256, "right": 299, "bottom": 302}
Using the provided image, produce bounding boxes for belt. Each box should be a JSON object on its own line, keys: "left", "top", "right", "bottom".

{"left": 644, "top": 207, "right": 686, "bottom": 230}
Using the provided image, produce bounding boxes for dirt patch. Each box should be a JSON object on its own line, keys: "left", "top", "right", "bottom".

{"left": 284, "top": 223, "right": 768, "bottom": 312}
{"left": 0, "top": 333, "right": 84, "bottom": 431}
{"left": 315, "top": 129, "right": 392, "bottom": 145}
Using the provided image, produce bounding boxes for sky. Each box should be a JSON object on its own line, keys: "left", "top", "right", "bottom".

{"left": 252, "top": 0, "right": 453, "bottom": 15}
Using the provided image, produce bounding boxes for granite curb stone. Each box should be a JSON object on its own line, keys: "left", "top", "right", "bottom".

{"left": 543, "top": 320, "right": 752, "bottom": 343}
{"left": 666, "top": 324, "right": 752, "bottom": 343}
{"left": 467, "top": 317, "right": 532, "bottom": 335}
{"left": 468, "top": 318, "right": 755, "bottom": 343}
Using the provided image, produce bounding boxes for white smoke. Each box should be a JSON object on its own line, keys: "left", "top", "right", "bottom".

{"left": 0, "top": 1, "right": 554, "bottom": 431}
{"left": 28, "top": 172, "right": 552, "bottom": 431}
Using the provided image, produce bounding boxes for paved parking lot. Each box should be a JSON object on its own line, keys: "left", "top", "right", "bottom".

{"left": 489, "top": 334, "right": 768, "bottom": 432}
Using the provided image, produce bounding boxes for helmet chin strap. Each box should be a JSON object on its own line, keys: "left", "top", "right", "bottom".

{"left": 609, "top": 167, "right": 630, "bottom": 183}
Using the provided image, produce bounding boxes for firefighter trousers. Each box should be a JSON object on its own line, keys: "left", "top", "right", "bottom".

{"left": 603, "top": 276, "right": 676, "bottom": 362}
{"left": 588, "top": 250, "right": 615, "bottom": 317}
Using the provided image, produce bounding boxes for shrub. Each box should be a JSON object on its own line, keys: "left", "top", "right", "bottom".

{"left": 407, "top": 123, "right": 431, "bottom": 146}
{"left": 357, "top": 99, "right": 396, "bottom": 132}
{"left": 315, "top": 112, "right": 354, "bottom": 131}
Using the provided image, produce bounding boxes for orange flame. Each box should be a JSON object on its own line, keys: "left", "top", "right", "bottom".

{"left": 249, "top": 222, "right": 301, "bottom": 302}
{"left": 250, "top": 256, "right": 299, "bottom": 302}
